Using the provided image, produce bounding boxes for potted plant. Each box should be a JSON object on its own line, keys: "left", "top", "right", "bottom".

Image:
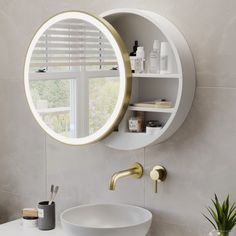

{"left": 203, "top": 194, "right": 236, "bottom": 236}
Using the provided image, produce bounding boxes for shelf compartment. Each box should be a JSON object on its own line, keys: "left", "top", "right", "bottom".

{"left": 128, "top": 105, "right": 174, "bottom": 113}
{"left": 132, "top": 73, "right": 180, "bottom": 79}
{"left": 101, "top": 9, "right": 195, "bottom": 151}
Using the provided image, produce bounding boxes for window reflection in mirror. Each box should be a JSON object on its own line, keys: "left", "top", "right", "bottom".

{"left": 28, "top": 18, "right": 120, "bottom": 138}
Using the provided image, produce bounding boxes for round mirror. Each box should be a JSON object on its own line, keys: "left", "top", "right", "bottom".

{"left": 24, "top": 11, "right": 131, "bottom": 145}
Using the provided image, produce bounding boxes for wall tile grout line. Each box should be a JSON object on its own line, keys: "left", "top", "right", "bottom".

{"left": 44, "top": 134, "right": 48, "bottom": 200}
{"left": 197, "top": 86, "right": 236, "bottom": 89}
{"left": 143, "top": 147, "right": 146, "bottom": 208}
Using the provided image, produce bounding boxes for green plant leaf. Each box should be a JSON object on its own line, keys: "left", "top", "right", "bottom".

{"left": 203, "top": 213, "right": 216, "bottom": 229}
{"left": 204, "top": 194, "right": 236, "bottom": 231}
{"left": 228, "top": 202, "right": 236, "bottom": 219}
{"left": 208, "top": 207, "right": 220, "bottom": 228}
{"left": 213, "top": 194, "right": 223, "bottom": 223}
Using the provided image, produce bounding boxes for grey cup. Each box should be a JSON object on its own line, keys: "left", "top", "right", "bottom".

{"left": 38, "top": 201, "right": 55, "bottom": 230}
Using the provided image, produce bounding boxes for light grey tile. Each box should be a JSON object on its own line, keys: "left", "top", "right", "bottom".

{"left": 0, "top": 3, "right": 44, "bottom": 80}
{"left": 148, "top": 216, "right": 208, "bottom": 236}
{"left": 167, "top": 0, "right": 236, "bottom": 88}
{"left": 0, "top": 79, "right": 46, "bottom": 200}
{"left": 145, "top": 87, "right": 236, "bottom": 228}
{"left": 0, "top": 190, "right": 42, "bottom": 224}
{"left": 46, "top": 136, "right": 144, "bottom": 215}
{"left": 0, "top": 191, "right": 22, "bottom": 223}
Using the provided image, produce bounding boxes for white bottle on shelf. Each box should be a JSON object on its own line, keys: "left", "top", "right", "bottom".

{"left": 160, "top": 42, "right": 171, "bottom": 74}
{"left": 135, "top": 46, "right": 145, "bottom": 73}
{"left": 149, "top": 40, "right": 160, "bottom": 73}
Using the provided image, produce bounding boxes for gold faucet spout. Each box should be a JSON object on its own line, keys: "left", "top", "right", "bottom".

{"left": 109, "top": 163, "right": 143, "bottom": 191}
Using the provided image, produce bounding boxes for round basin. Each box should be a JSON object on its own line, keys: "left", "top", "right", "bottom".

{"left": 60, "top": 203, "right": 152, "bottom": 236}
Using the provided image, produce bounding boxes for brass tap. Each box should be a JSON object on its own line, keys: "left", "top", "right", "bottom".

{"left": 109, "top": 163, "right": 143, "bottom": 191}
{"left": 150, "top": 165, "right": 167, "bottom": 193}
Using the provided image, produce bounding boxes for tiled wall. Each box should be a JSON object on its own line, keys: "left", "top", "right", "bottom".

{"left": 1, "top": 0, "right": 236, "bottom": 235}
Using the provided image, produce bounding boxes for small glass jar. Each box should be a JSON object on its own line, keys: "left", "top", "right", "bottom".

{"left": 128, "top": 111, "right": 145, "bottom": 133}
{"left": 128, "top": 117, "right": 143, "bottom": 132}
{"left": 209, "top": 230, "right": 230, "bottom": 236}
{"left": 146, "top": 120, "right": 162, "bottom": 135}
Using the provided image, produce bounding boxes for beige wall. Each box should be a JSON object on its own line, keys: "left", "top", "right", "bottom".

{"left": 1, "top": 0, "right": 236, "bottom": 235}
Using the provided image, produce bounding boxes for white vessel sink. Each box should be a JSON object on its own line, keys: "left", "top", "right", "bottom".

{"left": 60, "top": 203, "right": 152, "bottom": 236}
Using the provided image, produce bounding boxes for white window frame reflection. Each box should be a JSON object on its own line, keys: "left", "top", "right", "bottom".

{"left": 29, "top": 70, "right": 119, "bottom": 138}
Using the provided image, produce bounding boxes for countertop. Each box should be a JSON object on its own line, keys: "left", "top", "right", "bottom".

{"left": 0, "top": 219, "right": 64, "bottom": 235}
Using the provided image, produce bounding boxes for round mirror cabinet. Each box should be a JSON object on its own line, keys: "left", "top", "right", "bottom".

{"left": 24, "top": 9, "right": 195, "bottom": 149}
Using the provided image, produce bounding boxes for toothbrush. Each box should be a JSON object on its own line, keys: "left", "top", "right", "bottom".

{"left": 48, "top": 184, "right": 54, "bottom": 204}
{"left": 49, "top": 186, "right": 59, "bottom": 205}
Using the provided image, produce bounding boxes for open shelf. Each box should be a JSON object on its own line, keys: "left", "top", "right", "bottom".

{"left": 128, "top": 105, "right": 174, "bottom": 113}
{"left": 101, "top": 9, "right": 195, "bottom": 150}
{"left": 132, "top": 73, "right": 180, "bottom": 79}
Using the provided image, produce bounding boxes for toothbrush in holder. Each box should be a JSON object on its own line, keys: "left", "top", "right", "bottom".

{"left": 48, "top": 185, "right": 59, "bottom": 205}
{"left": 48, "top": 184, "right": 54, "bottom": 204}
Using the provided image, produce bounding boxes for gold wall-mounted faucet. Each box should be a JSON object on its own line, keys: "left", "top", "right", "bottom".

{"left": 109, "top": 163, "right": 143, "bottom": 190}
